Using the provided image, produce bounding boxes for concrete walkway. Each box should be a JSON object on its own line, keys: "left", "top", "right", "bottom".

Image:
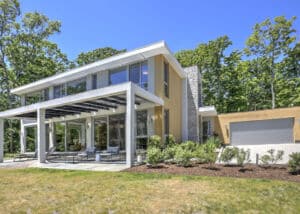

{"left": 0, "top": 159, "right": 128, "bottom": 172}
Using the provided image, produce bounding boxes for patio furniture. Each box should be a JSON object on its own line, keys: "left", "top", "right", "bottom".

{"left": 13, "top": 150, "right": 37, "bottom": 162}
{"left": 99, "top": 146, "right": 120, "bottom": 161}
{"left": 77, "top": 147, "right": 96, "bottom": 160}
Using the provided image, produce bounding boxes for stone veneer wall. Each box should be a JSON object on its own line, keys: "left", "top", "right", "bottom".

{"left": 184, "top": 66, "right": 200, "bottom": 141}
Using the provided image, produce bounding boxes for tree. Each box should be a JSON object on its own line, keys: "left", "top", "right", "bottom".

{"left": 245, "top": 16, "right": 297, "bottom": 109}
{"left": 74, "top": 47, "right": 126, "bottom": 67}
{"left": 0, "top": 0, "right": 69, "bottom": 152}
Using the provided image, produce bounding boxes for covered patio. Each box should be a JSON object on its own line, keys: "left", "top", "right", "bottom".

{"left": 0, "top": 82, "right": 163, "bottom": 167}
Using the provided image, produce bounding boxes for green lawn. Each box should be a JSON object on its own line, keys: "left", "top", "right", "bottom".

{"left": 0, "top": 168, "right": 299, "bottom": 213}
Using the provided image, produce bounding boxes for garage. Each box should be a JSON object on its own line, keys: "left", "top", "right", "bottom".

{"left": 230, "top": 118, "right": 294, "bottom": 145}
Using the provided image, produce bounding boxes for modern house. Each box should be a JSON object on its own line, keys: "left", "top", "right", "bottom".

{"left": 0, "top": 41, "right": 299, "bottom": 166}
{"left": 0, "top": 41, "right": 211, "bottom": 167}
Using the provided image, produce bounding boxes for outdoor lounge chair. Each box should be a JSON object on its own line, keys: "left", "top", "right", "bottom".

{"left": 100, "top": 146, "right": 120, "bottom": 161}
{"left": 77, "top": 147, "right": 96, "bottom": 160}
{"left": 13, "top": 150, "right": 37, "bottom": 162}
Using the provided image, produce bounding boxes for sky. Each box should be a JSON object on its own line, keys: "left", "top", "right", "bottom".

{"left": 20, "top": 0, "right": 300, "bottom": 60}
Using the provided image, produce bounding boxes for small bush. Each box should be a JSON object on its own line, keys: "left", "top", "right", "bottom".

{"left": 260, "top": 149, "right": 284, "bottom": 165}
{"left": 202, "top": 140, "right": 217, "bottom": 154}
{"left": 180, "top": 141, "right": 198, "bottom": 152}
{"left": 204, "top": 136, "right": 222, "bottom": 149}
{"left": 165, "top": 134, "right": 176, "bottom": 148}
{"left": 237, "top": 149, "right": 250, "bottom": 166}
{"left": 220, "top": 147, "right": 239, "bottom": 164}
{"left": 203, "top": 151, "right": 218, "bottom": 166}
{"left": 174, "top": 146, "right": 193, "bottom": 167}
{"left": 146, "top": 147, "right": 163, "bottom": 167}
{"left": 163, "top": 146, "right": 177, "bottom": 161}
{"left": 193, "top": 146, "right": 207, "bottom": 164}
{"left": 288, "top": 152, "right": 300, "bottom": 174}
{"left": 148, "top": 135, "right": 162, "bottom": 149}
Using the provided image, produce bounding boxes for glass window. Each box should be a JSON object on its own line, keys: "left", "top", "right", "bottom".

{"left": 164, "top": 62, "right": 169, "bottom": 97}
{"left": 136, "top": 110, "right": 148, "bottom": 136}
{"left": 94, "top": 117, "right": 107, "bottom": 151}
{"left": 129, "top": 61, "right": 148, "bottom": 90}
{"left": 109, "top": 67, "right": 127, "bottom": 85}
{"left": 92, "top": 74, "right": 97, "bottom": 89}
{"left": 25, "top": 89, "right": 49, "bottom": 105}
{"left": 164, "top": 109, "right": 169, "bottom": 135}
{"left": 109, "top": 114, "right": 125, "bottom": 150}
{"left": 67, "top": 78, "right": 86, "bottom": 95}
{"left": 141, "top": 61, "right": 148, "bottom": 90}
{"left": 54, "top": 84, "right": 66, "bottom": 98}
{"left": 129, "top": 63, "right": 140, "bottom": 85}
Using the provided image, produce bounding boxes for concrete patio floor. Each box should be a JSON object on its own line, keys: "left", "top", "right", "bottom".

{"left": 0, "top": 159, "right": 128, "bottom": 172}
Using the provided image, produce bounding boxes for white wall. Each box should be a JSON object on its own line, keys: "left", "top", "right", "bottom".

{"left": 218, "top": 143, "right": 300, "bottom": 164}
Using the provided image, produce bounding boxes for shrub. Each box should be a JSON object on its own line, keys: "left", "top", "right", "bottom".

{"left": 220, "top": 147, "right": 239, "bottom": 164}
{"left": 193, "top": 146, "right": 207, "bottom": 164}
{"left": 165, "top": 134, "right": 176, "bottom": 148}
{"left": 204, "top": 136, "right": 222, "bottom": 149}
{"left": 180, "top": 141, "right": 198, "bottom": 152}
{"left": 203, "top": 151, "right": 218, "bottom": 166}
{"left": 148, "top": 135, "right": 162, "bottom": 149}
{"left": 174, "top": 146, "right": 193, "bottom": 167}
{"left": 236, "top": 149, "right": 250, "bottom": 166}
{"left": 288, "top": 152, "right": 300, "bottom": 174}
{"left": 163, "top": 146, "right": 177, "bottom": 161}
{"left": 202, "top": 140, "right": 217, "bottom": 154}
{"left": 260, "top": 149, "right": 284, "bottom": 165}
{"left": 146, "top": 147, "right": 163, "bottom": 167}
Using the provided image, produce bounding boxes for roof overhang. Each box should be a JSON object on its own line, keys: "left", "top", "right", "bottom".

{"left": 0, "top": 82, "right": 164, "bottom": 119}
{"left": 11, "top": 41, "right": 186, "bottom": 95}
{"left": 199, "top": 106, "right": 217, "bottom": 117}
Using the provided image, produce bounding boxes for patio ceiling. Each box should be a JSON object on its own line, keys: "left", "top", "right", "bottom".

{"left": 16, "top": 94, "right": 148, "bottom": 119}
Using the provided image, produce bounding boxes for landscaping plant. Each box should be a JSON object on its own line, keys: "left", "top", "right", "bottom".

{"left": 236, "top": 148, "right": 250, "bottom": 166}
{"left": 288, "top": 152, "right": 300, "bottom": 174}
{"left": 260, "top": 149, "right": 284, "bottom": 165}
{"left": 180, "top": 141, "right": 198, "bottom": 152}
{"left": 165, "top": 134, "right": 176, "bottom": 148}
{"left": 220, "top": 147, "right": 239, "bottom": 165}
{"left": 148, "top": 135, "right": 162, "bottom": 149}
{"left": 174, "top": 146, "right": 193, "bottom": 167}
{"left": 163, "top": 146, "right": 177, "bottom": 163}
{"left": 204, "top": 136, "right": 222, "bottom": 149}
{"left": 146, "top": 147, "right": 163, "bottom": 167}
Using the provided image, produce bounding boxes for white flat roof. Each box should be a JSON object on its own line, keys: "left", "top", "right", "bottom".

{"left": 199, "top": 106, "right": 217, "bottom": 116}
{"left": 11, "top": 41, "right": 186, "bottom": 95}
{"left": 0, "top": 82, "right": 164, "bottom": 119}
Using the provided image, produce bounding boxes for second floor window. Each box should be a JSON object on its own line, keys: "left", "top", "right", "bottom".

{"left": 129, "top": 61, "right": 148, "bottom": 90}
{"left": 163, "top": 62, "right": 169, "bottom": 97}
{"left": 25, "top": 89, "right": 49, "bottom": 105}
{"left": 66, "top": 78, "right": 86, "bottom": 95}
{"left": 92, "top": 74, "right": 97, "bottom": 89}
{"left": 109, "top": 67, "right": 127, "bottom": 85}
{"left": 54, "top": 84, "right": 66, "bottom": 98}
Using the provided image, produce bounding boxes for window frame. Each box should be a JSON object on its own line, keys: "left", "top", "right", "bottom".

{"left": 163, "top": 62, "right": 169, "bottom": 98}
{"left": 109, "top": 66, "right": 128, "bottom": 85}
{"left": 129, "top": 61, "right": 148, "bottom": 90}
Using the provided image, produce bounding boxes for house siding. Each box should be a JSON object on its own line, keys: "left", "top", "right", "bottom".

{"left": 154, "top": 55, "right": 182, "bottom": 142}
{"left": 215, "top": 106, "right": 300, "bottom": 145}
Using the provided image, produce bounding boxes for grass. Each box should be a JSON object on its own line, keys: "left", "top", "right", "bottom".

{"left": 0, "top": 168, "right": 299, "bottom": 213}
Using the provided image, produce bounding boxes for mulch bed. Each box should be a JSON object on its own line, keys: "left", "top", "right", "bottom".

{"left": 124, "top": 163, "right": 300, "bottom": 183}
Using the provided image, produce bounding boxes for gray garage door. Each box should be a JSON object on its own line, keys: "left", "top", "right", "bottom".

{"left": 230, "top": 118, "right": 294, "bottom": 145}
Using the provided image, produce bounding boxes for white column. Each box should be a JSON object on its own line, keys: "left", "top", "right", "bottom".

{"left": 49, "top": 87, "right": 54, "bottom": 100}
{"left": 49, "top": 122, "right": 56, "bottom": 148}
{"left": 0, "top": 119, "right": 4, "bottom": 162}
{"left": 20, "top": 119, "right": 26, "bottom": 153}
{"left": 37, "top": 108, "right": 46, "bottom": 163}
{"left": 126, "top": 84, "right": 135, "bottom": 167}
{"left": 86, "top": 117, "right": 94, "bottom": 148}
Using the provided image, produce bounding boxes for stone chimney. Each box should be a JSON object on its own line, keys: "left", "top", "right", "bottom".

{"left": 183, "top": 66, "right": 201, "bottom": 142}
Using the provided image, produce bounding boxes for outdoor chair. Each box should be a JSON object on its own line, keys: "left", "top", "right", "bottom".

{"left": 100, "top": 146, "right": 120, "bottom": 161}
{"left": 77, "top": 147, "right": 96, "bottom": 160}
{"left": 13, "top": 150, "right": 37, "bottom": 162}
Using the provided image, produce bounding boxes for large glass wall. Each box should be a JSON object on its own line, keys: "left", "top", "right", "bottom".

{"left": 25, "top": 126, "right": 36, "bottom": 152}
{"left": 109, "top": 114, "right": 125, "bottom": 150}
{"left": 136, "top": 110, "right": 148, "bottom": 150}
{"left": 54, "top": 120, "right": 86, "bottom": 152}
{"left": 94, "top": 117, "right": 107, "bottom": 151}
{"left": 129, "top": 61, "right": 148, "bottom": 90}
